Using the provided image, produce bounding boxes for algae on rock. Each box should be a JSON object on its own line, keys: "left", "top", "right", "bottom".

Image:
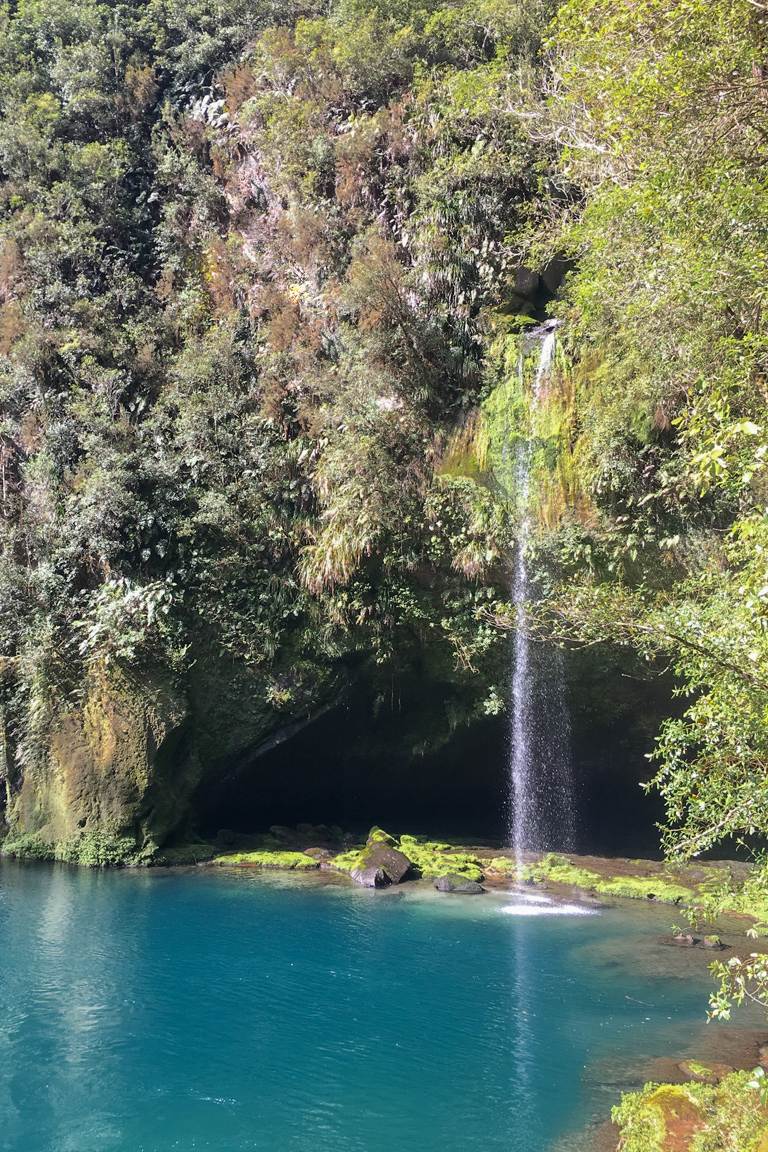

{"left": 613, "top": 1072, "right": 768, "bottom": 1152}
{"left": 3, "top": 663, "right": 192, "bottom": 865}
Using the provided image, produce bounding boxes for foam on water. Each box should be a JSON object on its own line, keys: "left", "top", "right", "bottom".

{"left": 502, "top": 901, "right": 597, "bottom": 918}
{"left": 501, "top": 890, "right": 598, "bottom": 917}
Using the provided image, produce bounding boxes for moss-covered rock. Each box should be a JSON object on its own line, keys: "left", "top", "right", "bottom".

{"left": 329, "top": 834, "right": 485, "bottom": 885}
{"left": 211, "top": 850, "right": 319, "bottom": 870}
{"left": 3, "top": 649, "right": 346, "bottom": 866}
{"left": 397, "top": 835, "right": 485, "bottom": 883}
{"left": 613, "top": 1072, "right": 768, "bottom": 1152}
{"left": 525, "top": 854, "right": 694, "bottom": 904}
{"left": 367, "top": 826, "right": 397, "bottom": 846}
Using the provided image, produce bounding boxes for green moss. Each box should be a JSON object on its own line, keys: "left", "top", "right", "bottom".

{"left": 397, "top": 835, "right": 484, "bottom": 882}
{"left": 328, "top": 835, "right": 484, "bottom": 882}
{"left": 367, "top": 826, "right": 396, "bottom": 846}
{"left": 485, "top": 857, "right": 518, "bottom": 876}
{"left": 600, "top": 875, "right": 693, "bottom": 903}
{"left": 613, "top": 1072, "right": 768, "bottom": 1152}
{"left": 212, "top": 850, "right": 319, "bottom": 870}
{"left": 525, "top": 855, "right": 604, "bottom": 888}
{"left": 686, "top": 1062, "right": 716, "bottom": 1080}
{"left": 329, "top": 847, "right": 366, "bottom": 873}
{"left": 525, "top": 854, "right": 694, "bottom": 904}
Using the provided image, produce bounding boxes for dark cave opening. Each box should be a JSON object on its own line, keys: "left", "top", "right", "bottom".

{"left": 192, "top": 648, "right": 670, "bottom": 857}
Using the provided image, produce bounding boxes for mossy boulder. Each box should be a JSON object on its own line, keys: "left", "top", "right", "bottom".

{"left": 329, "top": 833, "right": 485, "bottom": 885}
{"left": 397, "top": 835, "right": 485, "bottom": 883}
{"left": 367, "top": 826, "right": 396, "bottom": 847}
{"left": 351, "top": 842, "right": 415, "bottom": 888}
{"left": 613, "top": 1072, "right": 768, "bottom": 1152}
{"left": 677, "top": 1061, "right": 734, "bottom": 1086}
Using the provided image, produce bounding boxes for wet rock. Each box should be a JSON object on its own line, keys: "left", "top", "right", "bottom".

{"left": 434, "top": 874, "right": 485, "bottom": 894}
{"left": 350, "top": 842, "right": 414, "bottom": 888}
{"left": 304, "top": 846, "right": 332, "bottom": 861}
{"left": 351, "top": 865, "right": 389, "bottom": 888}
{"left": 677, "top": 1060, "right": 734, "bottom": 1085}
{"left": 513, "top": 266, "right": 541, "bottom": 298}
{"left": 670, "top": 933, "right": 700, "bottom": 947}
{"left": 702, "top": 934, "right": 726, "bottom": 949}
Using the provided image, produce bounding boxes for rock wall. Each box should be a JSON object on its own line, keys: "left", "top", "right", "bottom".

{"left": 5, "top": 664, "right": 192, "bottom": 863}
{"left": 1, "top": 652, "right": 346, "bottom": 865}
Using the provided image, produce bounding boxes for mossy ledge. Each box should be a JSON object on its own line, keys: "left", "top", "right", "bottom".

{"left": 212, "top": 850, "right": 319, "bottom": 871}
{"left": 329, "top": 833, "right": 486, "bottom": 884}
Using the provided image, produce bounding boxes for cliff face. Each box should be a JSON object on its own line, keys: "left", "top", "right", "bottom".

{"left": 2, "top": 654, "right": 346, "bottom": 864}
{"left": 5, "top": 665, "right": 191, "bottom": 863}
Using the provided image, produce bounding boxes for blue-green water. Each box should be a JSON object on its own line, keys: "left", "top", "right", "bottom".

{"left": 0, "top": 863, "right": 749, "bottom": 1152}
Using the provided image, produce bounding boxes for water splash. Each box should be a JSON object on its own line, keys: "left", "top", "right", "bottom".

{"left": 508, "top": 325, "right": 576, "bottom": 874}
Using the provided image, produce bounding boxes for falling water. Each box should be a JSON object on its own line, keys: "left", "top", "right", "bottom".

{"left": 509, "top": 325, "right": 576, "bottom": 874}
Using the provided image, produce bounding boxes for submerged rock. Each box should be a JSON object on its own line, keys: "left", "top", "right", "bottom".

{"left": 664, "top": 932, "right": 729, "bottom": 951}
{"left": 434, "top": 874, "right": 485, "bottom": 894}
{"left": 677, "top": 1060, "right": 734, "bottom": 1085}
{"left": 670, "top": 933, "right": 699, "bottom": 947}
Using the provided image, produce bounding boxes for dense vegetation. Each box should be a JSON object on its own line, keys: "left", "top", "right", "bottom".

{"left": 5, "top": 0, "right": 768, "bottom": 1143}
{"left": 0, "top": 0, "right": 556, "bottom": 825}
{"left": 537, "top": 0, "right": 768, "bottom": 867}
{"left": 1, "top": 0, "right": 767, "bottom": 919}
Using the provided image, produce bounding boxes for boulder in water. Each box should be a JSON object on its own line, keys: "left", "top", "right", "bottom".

{"left": 351, "top": 865, "right": 389, "bottom": 888}
{"left": 670, "top": 933, "right": 699, "bottom": 947}
{"left": 350, "top": 842, "right": 414, "bottom": 888}
{"left": 434, "top": 874, "right": 485, "bottom": 894}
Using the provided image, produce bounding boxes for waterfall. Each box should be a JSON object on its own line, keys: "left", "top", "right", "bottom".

{"left": 508, "top": 325, "right": 576, "bottom": 874}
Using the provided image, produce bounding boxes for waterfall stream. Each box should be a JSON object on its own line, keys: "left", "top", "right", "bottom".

{"left": 509, "top": 326, "right": 576, "bottom": 873}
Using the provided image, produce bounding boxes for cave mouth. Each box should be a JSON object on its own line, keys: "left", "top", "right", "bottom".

{"left": 190, "top": 655, "right": 667, "bottom": 857}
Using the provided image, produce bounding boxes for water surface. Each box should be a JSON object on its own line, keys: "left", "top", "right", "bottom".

{"left": 0, "top": 862, "right": 752, "bottom": 1152}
